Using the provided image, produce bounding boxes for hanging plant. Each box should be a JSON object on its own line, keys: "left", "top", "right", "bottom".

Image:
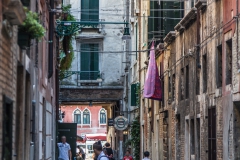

{"left": 19, "top": 7, "right": 45, "bottom": 40}
{"left": 59, "top": 4, "right": 76, "bottom": 79}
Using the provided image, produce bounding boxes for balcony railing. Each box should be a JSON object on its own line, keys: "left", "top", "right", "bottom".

{"left": 60, "top": 71, "right": 100, "bottom": 80}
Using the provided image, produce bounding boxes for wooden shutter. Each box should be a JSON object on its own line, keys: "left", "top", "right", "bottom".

{"left": 90, "top": 0, "right": 99, "bottom": 21}
{"left": 131, "top": 83, "right": 137, "bottom": 106}
{"left": 90, "top": 44, "right": 99, "bottom": 79}
{"left": 81, "top": 0, "right": 89, "bottom": 20}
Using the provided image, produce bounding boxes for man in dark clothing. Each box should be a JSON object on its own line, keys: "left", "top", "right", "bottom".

{"left": 104, "top": 142, "right": 114, "bottom": 160}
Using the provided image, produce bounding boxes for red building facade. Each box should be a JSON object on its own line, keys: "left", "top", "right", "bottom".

{"left": 60, "top": 105, "right": 107, "bottom": 136}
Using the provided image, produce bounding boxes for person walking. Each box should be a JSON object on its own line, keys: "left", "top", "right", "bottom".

{"left": 57, "top": 136, "right": 72, "bottom": 160}
{"left": 104, "top": 142, "right": 114, "bottom": 160}
{"left": 77, "top": 146, "right": 85, "bottom": 160}
{"left": 93, "top": 141, "right": 108, "bottom": 160}
{"left": 123, "top": 150, "right": 133, "bottom": 160}
{"left": 142, "top": 151, "right": 150, "bottom": 160}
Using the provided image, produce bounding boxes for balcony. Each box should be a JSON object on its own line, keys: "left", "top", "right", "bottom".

{"left": 60, "top": 71, "right": 102, "bottom": 87}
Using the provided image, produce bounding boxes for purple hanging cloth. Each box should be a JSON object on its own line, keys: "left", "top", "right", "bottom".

{"left": 143, "top": 42, "right": 162, "bottom": 101}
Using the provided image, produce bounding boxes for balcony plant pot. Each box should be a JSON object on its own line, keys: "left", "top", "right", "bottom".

{"left": 18, "top": 31, "right": 31, "bottom": 49}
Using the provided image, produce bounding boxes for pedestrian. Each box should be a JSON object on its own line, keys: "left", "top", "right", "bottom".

{"left": 104, "top": 142, "right": 114, "bottom": 160}
{"left": 93, "top": 141, "right": 108, "bottom": 160}
{"left": 57, "top": 136, "right": 72, "bottom": 160}
{"left": 142, "top": 151, "right": 150, "bottom": 160}
{"left": 77, "top": 146, "right": 85, "bottom": 160}
{"left": 123, "top": 150, "right": 133, "bottom": 160}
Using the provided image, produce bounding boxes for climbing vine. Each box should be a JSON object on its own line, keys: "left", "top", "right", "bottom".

{"left": 130, "top": 116, "right": 140, "bottom": 159}
{"left": 59, "top": 4, "right": 76, "bottom": 79}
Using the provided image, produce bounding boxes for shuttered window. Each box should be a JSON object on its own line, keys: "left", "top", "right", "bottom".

{"left": 81, "top": 0, "right": 99, "bottom": 21}
{"left": 80, "top": 44, "right": 99, "bottom": 80}
{"left": 131, "top": 83, "right": 137, "bottom": 106}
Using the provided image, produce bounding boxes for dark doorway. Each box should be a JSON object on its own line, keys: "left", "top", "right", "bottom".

{"left": 234, "top": 103, "right": 240, "bottom": 159}
{"left": 58, "top": 123, "right": 77, "bottom": 160}
{"left": 2, "top": 96, "right": 13, "bottom": 160}
{"left": 208, "top": 108, "right": 216, "bottom": 160}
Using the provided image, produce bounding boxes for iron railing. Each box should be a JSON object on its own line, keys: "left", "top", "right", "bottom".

{"left": 60, "top": 71, "right": 100, "bottom": 80}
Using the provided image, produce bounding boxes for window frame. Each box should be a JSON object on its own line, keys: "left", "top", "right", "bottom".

{"left": 73, "top": 109, "right": 81, "bottom": 124}
{"left": 83, "top": 109, "right": 91, "bottom": 125}
{"left": 99, "top": 108, "right": 107, "bottom": 125}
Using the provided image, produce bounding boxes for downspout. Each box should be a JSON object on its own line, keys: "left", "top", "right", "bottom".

{"left": 136, "top": 24, "right": 138, "bottom": 60}
{"left": 48, "top": 0, "right": 54, "bottom": 78}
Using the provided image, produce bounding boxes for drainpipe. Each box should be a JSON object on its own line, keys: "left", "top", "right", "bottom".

{"left": 48, "top": 0, "right": 54, "bottom": 78}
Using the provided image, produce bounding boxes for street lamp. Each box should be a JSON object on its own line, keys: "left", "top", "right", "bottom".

{"left": 123, "top": 130, "right": 128, "bottom": 135}
{"left": 122, "top": 24, "right": 131, "bottom": 40}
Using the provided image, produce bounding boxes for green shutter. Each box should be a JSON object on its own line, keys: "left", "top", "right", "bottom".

{"left": 80, "top": 44, "right": 99, "bottom": 80}
{"left": 131, "top": 84, "right": 137, "bottom": 106}
{"left": 90, "top": 0, "right": 99, "bottom": 21}
{"left": 81, "top": 0, "right": 89, "bottom": 20}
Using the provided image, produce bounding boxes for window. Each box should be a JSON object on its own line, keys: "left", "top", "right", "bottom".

{"left": 216, "top": 45, "right": 222, "bottom": 88}
{"left": 226, "top": 40, "right": 232, "bottom": 85}
{"left": 83, "top": 109, "right": 90, "bottom": 124}
{"left": 81, "top": 0, "right": 99, "bottom": 21}
{"left": 74, "top": 109, "right": 81, "bottom": 124}
{"left": 180, "top": 68, "right": 184, "bottom": 100}
{"left": 203, "top": 54, "right": 207, "bottom": 93}
{"left": 2, "top": 96, "right": 13, "bottom": 160}
{"left": 100, "top": 109, "right": 106, "bottom": 124}
{"left": 186, "top": 65, "right": 189, "bottom": 99}
{"left": 172, "top": 74, "right": 175, "bottom": 101}
{"left": 80, "top": 44, "right": 99, "bottom": 80}
{"left": 208, "top": 108, "right": 216, "bottom": 160}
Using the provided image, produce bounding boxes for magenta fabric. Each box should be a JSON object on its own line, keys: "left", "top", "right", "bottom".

{"left": 143, "top": 42, "right": 162, "bottom": 101}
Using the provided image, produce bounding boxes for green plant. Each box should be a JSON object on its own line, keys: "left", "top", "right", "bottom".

{"left": 128, "top": 116, "right": 140, "bottom": 159}
{"left": 19, "top": 7, "right": 45, "bottom": 40}
{"left": 59, "top": 4, "right": 76, "bottom": 78}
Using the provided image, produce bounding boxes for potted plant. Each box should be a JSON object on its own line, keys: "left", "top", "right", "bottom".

{"left": 18, "top": 7, "right": 45, "bottom": 48}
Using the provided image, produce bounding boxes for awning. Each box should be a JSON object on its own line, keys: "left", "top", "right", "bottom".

{"left": 143, "top": 42, "right": 162, "bottom": 101}
{"left": 77, "top": 134, "right": 106, "bottom": 143}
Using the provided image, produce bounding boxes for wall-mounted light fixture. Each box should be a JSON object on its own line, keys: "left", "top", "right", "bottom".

{"left": 123, "top": 130, "right": 128, "bottom": 135}
{"left": 89, "top": 100, "right": 93, "bottom": 107}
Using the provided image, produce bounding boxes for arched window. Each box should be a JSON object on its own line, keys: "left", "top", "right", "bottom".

{"left": 100, "top": 109, "right": 106, "bottom": 124}
{"left": 83, "top": 109, "right": 90, "bottom": 124}
{"left": 74, "top": 109, "right": 81, "bottom": 124}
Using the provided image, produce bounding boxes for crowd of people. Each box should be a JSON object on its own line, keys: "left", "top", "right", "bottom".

{"left": 57, "top": 136, "right": 150, "bottom": 160}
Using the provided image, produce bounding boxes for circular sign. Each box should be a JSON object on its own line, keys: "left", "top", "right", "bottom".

{"left": 114, "top": 116, "right": 128, "bottom": 131}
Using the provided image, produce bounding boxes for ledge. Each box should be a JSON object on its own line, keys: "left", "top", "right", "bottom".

{"left": 3, "top": 0, "right": 26, "bottom": 25}
{"left": 174, "top": 8, "right": 197, "bottom": 32}
{"left": 195, "top": 0, "right": 207, "bottom": 11}
{"left": 163, "top": 31, "right": 176, "bottom": 45}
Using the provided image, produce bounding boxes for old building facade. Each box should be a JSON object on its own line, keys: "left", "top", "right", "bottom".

{"left": 132, "top": 0, "right": 240, "bottom": 160}
{"left": 0, "top": 0, "right": 60, "bottom": 159}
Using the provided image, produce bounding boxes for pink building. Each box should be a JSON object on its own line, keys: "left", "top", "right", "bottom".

{"left": 60, "top": 105, "right": 107, "bottom": 136}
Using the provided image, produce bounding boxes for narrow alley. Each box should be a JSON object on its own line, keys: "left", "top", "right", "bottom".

{"left": 0, "top": 0, "right": 240, "bottom": 160}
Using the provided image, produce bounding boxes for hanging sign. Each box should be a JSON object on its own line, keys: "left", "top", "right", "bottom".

{"left": 108, "top": 118, "right": 114, "bottom": 126}
{"left": 114, "top": 116, "right": 128, "bottom": 131}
